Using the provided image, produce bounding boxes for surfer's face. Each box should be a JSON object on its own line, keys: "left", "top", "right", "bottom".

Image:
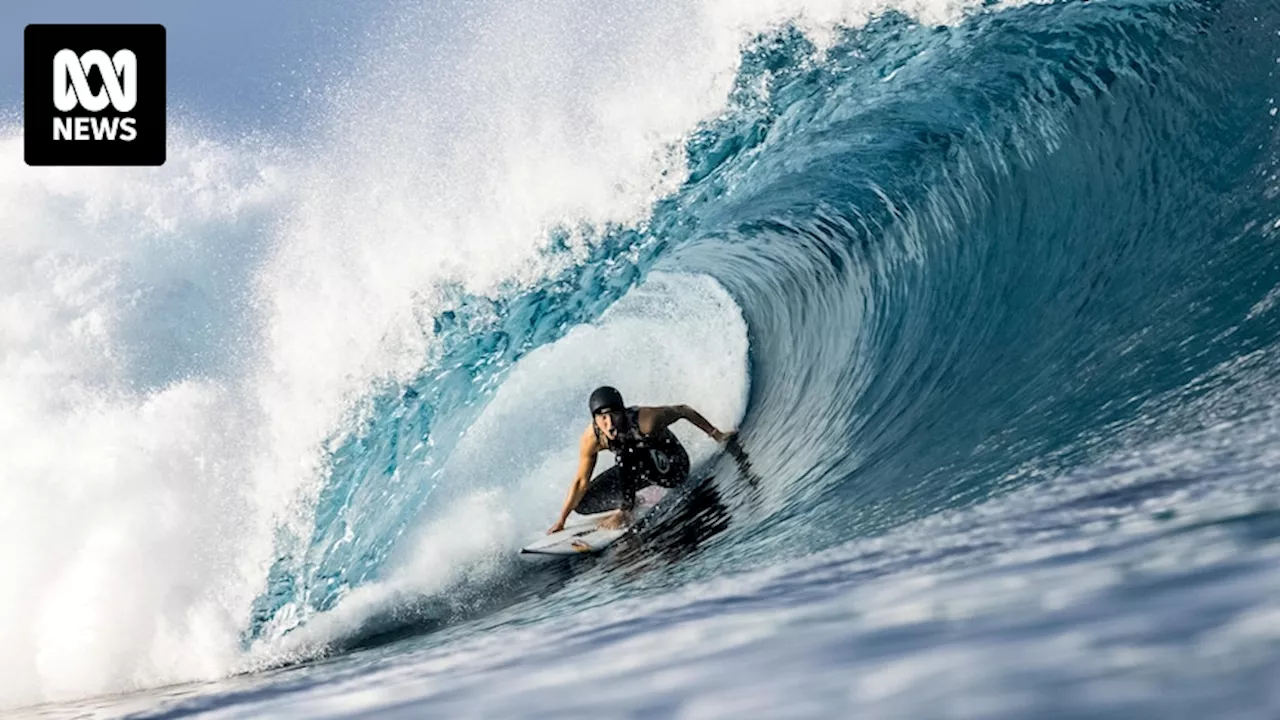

{"left": 594, "top": 408, "right": 623, "bottom": 440}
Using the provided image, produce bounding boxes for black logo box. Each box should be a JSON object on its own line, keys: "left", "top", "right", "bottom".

{"left": 24, "top": 24, "right": 166, "bottom": 167}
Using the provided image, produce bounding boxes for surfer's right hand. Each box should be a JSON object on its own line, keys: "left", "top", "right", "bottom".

{"left": 547, "top": 520, "right": 565, "bottom": 534}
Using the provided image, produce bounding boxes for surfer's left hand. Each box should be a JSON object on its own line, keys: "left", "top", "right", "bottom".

{"left": 712, "top": 429, "right": 737, "bottom": 444}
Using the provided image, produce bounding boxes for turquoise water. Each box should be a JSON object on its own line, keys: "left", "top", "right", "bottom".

{"left": 7, "top": 0, "right": 1280, "bottom": 716}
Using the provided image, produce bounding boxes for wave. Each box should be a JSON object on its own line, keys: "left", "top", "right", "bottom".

{"left": 249, "top": 0, "right": 1280, "bottom": 657}
{"left": 3, "top": 0, "right": 1280, "bottom": 709}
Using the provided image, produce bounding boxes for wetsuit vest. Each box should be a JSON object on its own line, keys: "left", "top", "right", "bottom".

{"left": 594, "top": 406, "right": 691, "bottom": 488}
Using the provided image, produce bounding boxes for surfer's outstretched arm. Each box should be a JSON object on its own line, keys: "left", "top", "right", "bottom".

{"left": 641, "top": 404, "right": 735, "bottom": 443}
{"left": 548, "top": 426, "right": 599, "bottom": 534}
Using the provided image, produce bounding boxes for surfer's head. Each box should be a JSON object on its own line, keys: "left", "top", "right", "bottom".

{"left": 589, "top": 386, "right": 626, "bottom": 440}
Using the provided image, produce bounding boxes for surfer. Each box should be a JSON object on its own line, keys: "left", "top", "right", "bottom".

{"left": 548, "top": 386, "right": 735, "bottom": 533}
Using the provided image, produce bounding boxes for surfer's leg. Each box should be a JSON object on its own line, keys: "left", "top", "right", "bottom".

{"left": 575, "top": 467, "right": 637, "bottom": 515}
{"left": 654, "top": 443, "right": 691, "bottom": 489}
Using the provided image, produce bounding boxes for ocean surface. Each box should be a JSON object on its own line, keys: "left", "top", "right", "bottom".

{"left": 4, "top": 0, "right": 1280, "bottom": 716}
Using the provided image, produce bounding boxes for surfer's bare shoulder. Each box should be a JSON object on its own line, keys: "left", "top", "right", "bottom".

{"left": 637, "top": 404, "right": 733, "bottom": 443}
{"left": 634, "top": 405, "right": 687, "bottom": 434}
{"left": 580, "top": 422, "right": 606, "bottom": 453}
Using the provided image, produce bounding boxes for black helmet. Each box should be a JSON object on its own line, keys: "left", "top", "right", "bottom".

{"left": 588, "top": 386, "right": 625, "bottom": 416}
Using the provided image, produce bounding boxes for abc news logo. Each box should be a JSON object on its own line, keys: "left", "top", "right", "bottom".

{"left": 25, "top": 24, "right": 165, "bottom": 166}
{"left": 54, "top": 49, "right": 139, "bottom": 141}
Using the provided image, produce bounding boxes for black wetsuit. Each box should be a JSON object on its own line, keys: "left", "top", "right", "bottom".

{"left": 576, "top": 406, "right": 691, "bottom": 514}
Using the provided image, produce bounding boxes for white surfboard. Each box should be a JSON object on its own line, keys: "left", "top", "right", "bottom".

{"left": 520, "top": 511, "right": 632, "bottom": 556}
{"left": 521, "top": 487, "right": 667, "bottom": 557}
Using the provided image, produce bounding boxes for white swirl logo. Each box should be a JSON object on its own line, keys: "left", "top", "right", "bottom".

{"left": 52, "top": 49, "right": 136, "bottom": 112}
{"left": 650, "top": 449, "right": 672, "bottom": 475}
